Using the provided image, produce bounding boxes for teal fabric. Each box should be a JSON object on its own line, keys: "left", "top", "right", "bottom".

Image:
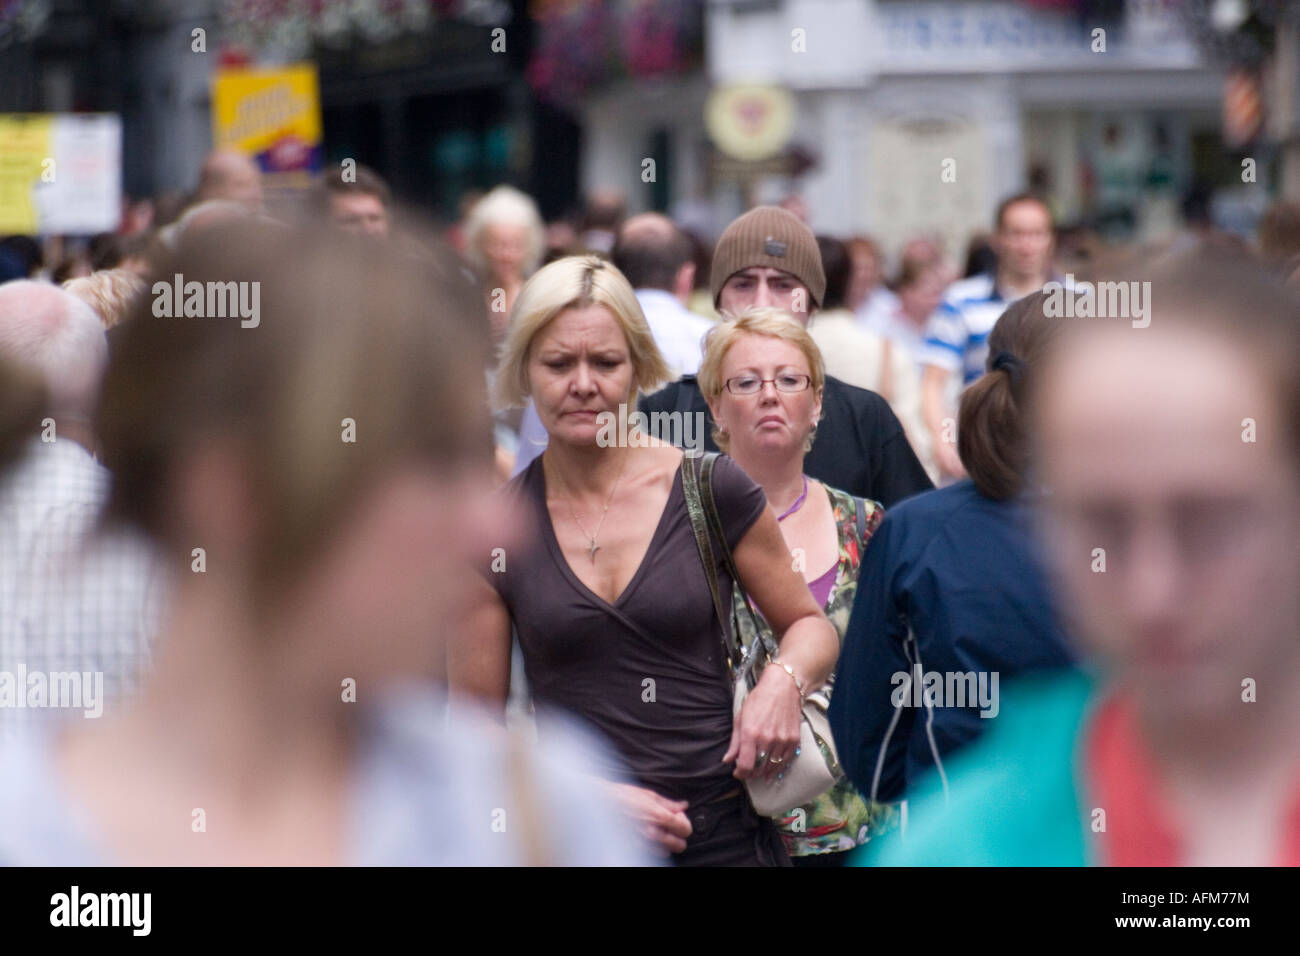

{"left": 854, "top": 669, "right": 1098, "bottom": 866}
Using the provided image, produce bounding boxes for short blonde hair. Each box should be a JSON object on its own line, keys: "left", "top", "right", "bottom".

{"left": 492, "top": 254, "right": 671, "bottom": 411}
{"left": 63, "top": 268, "right": 147, "bottom": 329}
{"left": 698, "top": 306, "right": 825, "bottom": 452}
{"left": 463, "top": 185, "right": 545, "bottom": 278}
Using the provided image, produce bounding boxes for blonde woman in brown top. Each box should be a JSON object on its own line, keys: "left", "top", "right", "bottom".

{"left": 452, "top": 255, "right": 839, "bottom": 866}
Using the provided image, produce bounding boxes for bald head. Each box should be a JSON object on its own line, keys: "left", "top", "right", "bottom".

{"left": 620, "top": 213, "right": 677, "bottom": 243}
{"left": 0, "top": 280, "right": 107, "bottom": 425}
{"left": 197, "top": 149, "right": 264, "bottom": 211}
{"left": 612, "top": 213, "right": 694, "bottom": 296}
{"left": 585, "top": 188, "right": 626, "bottom": 228}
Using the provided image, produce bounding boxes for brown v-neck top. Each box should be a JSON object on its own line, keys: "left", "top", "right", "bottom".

{"left": 488, "top": 452, "right": 767, "bottom": 804}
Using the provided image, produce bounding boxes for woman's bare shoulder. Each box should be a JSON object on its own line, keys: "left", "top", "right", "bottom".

{"left": 620, "top": 444, "right": 682, "bottom": 506}
{"left": 637, "top": 440, "right": 685, "bottom": 476}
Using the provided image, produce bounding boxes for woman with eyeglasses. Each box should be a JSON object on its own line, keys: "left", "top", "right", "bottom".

{"left": 698, "top": 307, "right": 897, "bottom": 865}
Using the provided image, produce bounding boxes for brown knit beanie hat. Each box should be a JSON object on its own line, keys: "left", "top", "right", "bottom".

{"left": 710, "top": 206, "right": 826, "bottom": 309}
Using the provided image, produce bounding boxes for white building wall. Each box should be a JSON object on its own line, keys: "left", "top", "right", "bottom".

{"left": 797, "top": 89, "right": 863, "bottom": 236}
{"left": 854, "top": 72, "right": 1023, "bottom": 260}
{"left": 706, "top": 0, "right": 875, "bottom": 88}
{"left": 577, "top": 0, "right": 1223, "bottom": 247}
{"left": 580, "top": 75, "right": 711, "bottom": 216}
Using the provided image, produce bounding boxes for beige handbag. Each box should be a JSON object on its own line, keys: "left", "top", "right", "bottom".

{"left": 681, "top": 453, "right": 841, "bottom": 819}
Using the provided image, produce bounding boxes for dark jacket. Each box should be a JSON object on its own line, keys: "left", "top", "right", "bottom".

{"left": 829, "top": 480, "right": 1077, "bottom": 802}
{"left": 638, "top": 374, "right": 933, "bottom": 507}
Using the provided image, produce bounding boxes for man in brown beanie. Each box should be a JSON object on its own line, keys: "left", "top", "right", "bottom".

{"left": 710, "top": 205, "right": 825, "bottom": 321}
{"left": 639, "top": 206, "right": 932, "bottom": 506}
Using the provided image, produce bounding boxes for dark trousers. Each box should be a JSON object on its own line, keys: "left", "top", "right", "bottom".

{"left": 671, "top": 792, "right": 791, "bottom": 867}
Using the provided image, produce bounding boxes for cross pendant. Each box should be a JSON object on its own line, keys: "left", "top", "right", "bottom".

{"left": 588, "top": 541, "right": 600, "bottom": 562}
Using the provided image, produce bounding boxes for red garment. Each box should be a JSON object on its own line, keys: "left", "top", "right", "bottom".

{"left": 1085, "top": 692, "right": 1300, "bottom": 866}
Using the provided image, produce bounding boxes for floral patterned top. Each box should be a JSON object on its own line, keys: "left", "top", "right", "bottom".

{"left": 732, "top": 482, "right": 901, "bottom": 856}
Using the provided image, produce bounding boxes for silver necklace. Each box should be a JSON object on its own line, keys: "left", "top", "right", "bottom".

{"left": 554, "top": 453, "right": 630, "bottom": 562}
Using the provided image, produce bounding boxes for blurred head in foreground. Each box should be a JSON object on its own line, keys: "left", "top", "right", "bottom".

{"left": 0, "top": 221, "right": 654, "bottom": 866}
{"left": 100, "top": 218, "right": 496, "bottom": 690}
{"left": 1033, "top": 253, "right": 1300, "bottom": 735}
{"left": 866, "top": 255, "right": 1300, "bottom": 867}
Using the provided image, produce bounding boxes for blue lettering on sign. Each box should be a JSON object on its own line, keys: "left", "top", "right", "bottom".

{"left": 884, "top": 5, "right": 1089, "bottom": 57}
{"left": 916, "top": 17, "right": 931, "bottom": 50}
{"left": 947, "top": 13, "right": 963, "bottom": 47}
{"left": 979, "top": 17, "right": 998, "bottom": 47}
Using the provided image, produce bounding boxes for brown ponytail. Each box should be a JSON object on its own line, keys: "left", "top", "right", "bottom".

{"left": 958, "top": 290, "right": 1068, "bottom": 500}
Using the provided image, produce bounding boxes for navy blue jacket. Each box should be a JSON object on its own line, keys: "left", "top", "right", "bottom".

{"left": 829, "top": 480, "right": 1077, "bottom": 802}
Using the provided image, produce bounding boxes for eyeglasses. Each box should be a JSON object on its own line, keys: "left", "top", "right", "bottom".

{"left": 723, "top": 373, "right": 812, "bottom": 396}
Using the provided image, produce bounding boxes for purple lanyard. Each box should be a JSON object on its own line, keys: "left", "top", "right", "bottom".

{"left": 776, "top": 475, "right": 809, "bottom": 522}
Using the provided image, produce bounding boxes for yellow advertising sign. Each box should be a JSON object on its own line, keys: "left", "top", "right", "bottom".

{"left": 212, "top": 64, "right": 323, "bottom": 184}
{"left": 0, "top": 115, "right": 54, "bottom": 233}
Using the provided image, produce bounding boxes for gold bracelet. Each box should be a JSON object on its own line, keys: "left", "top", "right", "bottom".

{"left": 771, "top": 658, "right": 806, "bottom": 702}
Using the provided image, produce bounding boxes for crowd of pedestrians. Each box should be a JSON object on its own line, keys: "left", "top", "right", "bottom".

{"left": 1, "top": 149, "right": 1297, "bottom": 866}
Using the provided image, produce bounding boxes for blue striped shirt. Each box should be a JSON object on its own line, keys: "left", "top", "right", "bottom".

{"left": 920, "top": 274, "right": 1010, "bottom": 385}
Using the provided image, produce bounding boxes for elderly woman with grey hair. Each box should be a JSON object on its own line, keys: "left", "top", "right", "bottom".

{"left": 463, "top": 185, "right": 546, "bottom": 345}
{"left": 464, "top": 185, "right": 548, "bottom": 480}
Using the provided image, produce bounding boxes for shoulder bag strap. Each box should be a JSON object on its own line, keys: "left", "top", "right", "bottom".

{"left": 699, "top": 455, "right": 774, "bottom": 666}
{"left": 680, "top": 451, "right": 736, "bottom": 674}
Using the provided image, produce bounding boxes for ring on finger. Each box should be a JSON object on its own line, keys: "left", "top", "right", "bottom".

{"left": 768, "top": 753, "right": 784, "bottom": 765}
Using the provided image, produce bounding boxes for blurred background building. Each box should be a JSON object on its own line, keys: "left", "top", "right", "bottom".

{"left": 1, "top": 0, "right": 1298, "bottom": 258}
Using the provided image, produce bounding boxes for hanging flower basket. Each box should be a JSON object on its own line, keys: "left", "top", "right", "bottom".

{"left": 220, "top": 0, "right": 452, "bottom": 60}
{"left": 527, "top": 0, "right": 703, "bottom": 109}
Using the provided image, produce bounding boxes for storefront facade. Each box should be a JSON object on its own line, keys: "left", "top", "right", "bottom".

{"left": 582, "top": 0, "right": 1229, "bottom": 254}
